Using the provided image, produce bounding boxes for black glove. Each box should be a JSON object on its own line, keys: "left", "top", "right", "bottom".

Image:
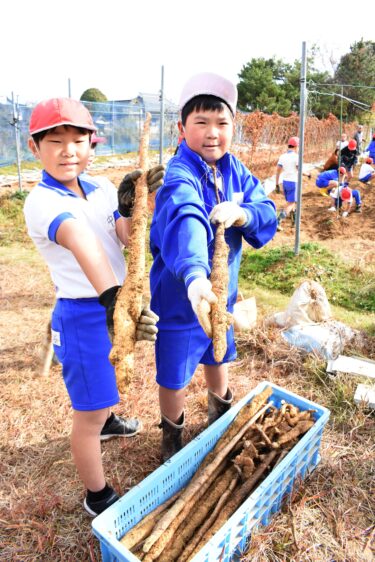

{"left": 275, "top": 184, "right": 281, "bottom": 194}
{"left": 118, "top": 165, "right": 165, "bottom": 217}
{"left": 99, "top": 285, "right": 121, "bottom": 342}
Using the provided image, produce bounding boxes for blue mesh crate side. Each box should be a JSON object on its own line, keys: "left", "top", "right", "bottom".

{"left": 92, "top": 382, "right": 330, "bottom": 562}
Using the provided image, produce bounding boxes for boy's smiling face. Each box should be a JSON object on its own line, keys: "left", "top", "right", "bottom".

{"left": 29, "top": 125, "right": 91, "bottom": 188}
{"left": 181, "top": 105, "right": 234, "bottom": 164}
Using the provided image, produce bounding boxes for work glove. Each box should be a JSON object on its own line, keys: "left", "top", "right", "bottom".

{"left": 209, "top": 201, "right": 248, "bottom": 228}
{"left": 136, "top": 306, "right": 159, "bottom": 342}
{"left": 275, "top": 184, "right": 281, "bottom": 194}
{"left": 99, "top": 286, "right": 159, "bottom": 342}
{"left": 118, "top": 165, "right": 165, "bottom": 217}
{"left": 187, "top": 278, "right": 217, "bottom": 337}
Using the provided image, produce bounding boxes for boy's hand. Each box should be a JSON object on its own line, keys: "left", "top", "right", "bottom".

{"left": 209, "top": 201, "right": 248, "bottom": 228}
{"left": 187, "top": 278, "right": 217, "bottom": 336}
{"left": 118, "top": 165, "right": 165, "bottom": 217}
{"left": 99, "top": 287, "right": 159, "bottom": 343}
{"left": 98, "top": 285, "right": 121, "bottom": 342}
{"left": 136, "top": 306, "right": 159, "bottom": 342}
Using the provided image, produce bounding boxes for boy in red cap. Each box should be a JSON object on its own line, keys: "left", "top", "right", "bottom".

{"left": 149, "top": 72, "right": 277, "bottom": 461}
{"left": 328, "top": 184, "right": 362, "bottom": 216}
{"left": 315, "top": 166, "right": 347, "bottom": 196}
{"left": 24, "top": 98, "right": 163, "bottom": 516}
{"left": 358, "top": 157, "right": 375, "bottom": 185}
{"left": 275, "top": 136, "right": 304, "bottom": 231}
{"left": 340, "top": 139, "right": 358, "bottom": 178}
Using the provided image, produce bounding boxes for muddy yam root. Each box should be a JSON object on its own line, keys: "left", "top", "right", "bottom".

{"left": 109, "top": 112, "right": 151, "bottom": 393}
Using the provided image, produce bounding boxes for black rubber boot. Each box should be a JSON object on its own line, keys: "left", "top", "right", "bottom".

{"left": 159, "top": 412, "right": 185, "bottom": 462}
{"left": 207, "top": 388, "right": 233, "bottom": 425}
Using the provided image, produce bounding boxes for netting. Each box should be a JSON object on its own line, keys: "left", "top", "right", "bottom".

{"left": 233, "top": 111, "right": 356, "bottom": 180}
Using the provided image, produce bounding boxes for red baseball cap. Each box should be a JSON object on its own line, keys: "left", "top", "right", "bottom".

{"left": 91, "top": 134, "right": 107, "bottom": 145}
{"left": 29, "top": 98, "right": 96, "bottom": 135}
{"left": 339, "top": 166, "right": 346, "bottom": 174}
{"left": 288, "top": 136, "right": 299, "bottom": 147}
{"left": 366, "top": 157, "right": 373, "bottom": 164}
{"left": 341, "top": 187, "right": 351, "bottom": 201}
{"left": 347, "top": 139, "right": 357, "bottom": 150}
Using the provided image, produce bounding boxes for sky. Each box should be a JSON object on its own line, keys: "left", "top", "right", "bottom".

{"left": 2, "top": 0, "right": 374, "bottom": 107}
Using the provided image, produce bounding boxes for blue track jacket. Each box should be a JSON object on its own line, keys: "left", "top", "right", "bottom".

{"left": 150, "top": 141, "right": 277, "bottom": 330}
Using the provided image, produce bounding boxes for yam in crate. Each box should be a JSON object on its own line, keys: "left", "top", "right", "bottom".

{"left": 92, "top": 381, "right": 330, "bottom": 561}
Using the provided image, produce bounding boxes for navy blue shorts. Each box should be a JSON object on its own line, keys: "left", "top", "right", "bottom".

{"left": 51, "top": 298, "right": 119, "bottom": 411}
{"left": 283, "top": 180, "right": 297, "bottom": 202}
{"left": 155, "top": 324, "right": 237, "bottom": 389}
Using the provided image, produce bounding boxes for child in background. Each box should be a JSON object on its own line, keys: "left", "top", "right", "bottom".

{"left": 275, "top": 136, "right": 299, "bottom": 231}
{"left": 328, "top": 185, "right": 362, "bottom": 216}
{"left": 358, "top": 157, "right": 375, "bottom": 185}
{"left": 149, "top": 72, "right": 277, "bottom": 461}
{"left": 23, "top": 98, "right": 162, "bottom": 516}
{"left": 365, "top": 133, "right": 375, "bottom": 162}
{"left": 340, "top": 139, "right": 358, "bottom": 178}
{"left": 87, "top": 133, "right": 107, "bottom": 169}
{"left": 315, "top": 166, "right": 346, "bottom": 196}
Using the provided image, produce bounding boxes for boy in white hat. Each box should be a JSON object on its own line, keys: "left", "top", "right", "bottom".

{"left": 24, "top": 98, "right": 162, "bottom": 515}
{"left": 149, "top": 72, "right": 277, "bottom": 461}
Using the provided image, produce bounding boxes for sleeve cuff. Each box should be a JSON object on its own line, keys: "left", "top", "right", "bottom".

{"left": 183, "top": 267, "right": 207, "bottom": 289}
{"left": 240, "top": 207, "right": 252, "bottom": 229}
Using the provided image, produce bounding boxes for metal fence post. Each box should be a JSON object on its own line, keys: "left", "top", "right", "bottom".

{"left": 294, "top": 42, "right": 307, "bottom": 256}
{"left": 11, "top": 92, "right": 22, "bottom": 192}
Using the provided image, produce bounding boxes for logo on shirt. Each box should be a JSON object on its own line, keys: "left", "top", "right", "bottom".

{"left": 107, "top": 215, "right": 115, "bottom": 228}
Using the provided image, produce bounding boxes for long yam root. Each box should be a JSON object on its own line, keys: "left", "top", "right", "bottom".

{"left": 109, "top": 112, "right": 151, "bottom": 393}
{"left": 142, "top": 390, "right": 273, "bottom": 553}
{"left": 120, "top": 491, "right": 180, "bottom": 550}
{"left": 211, "top": 222, "right": 232, "bottom": 362}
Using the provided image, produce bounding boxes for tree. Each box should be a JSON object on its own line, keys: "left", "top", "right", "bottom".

{"left": 237, "top": 54, "right": 333, "bottom": 118}
{"left": 80, "top": 88, "right": 107, "bottom": 102}
{"left": 237, "top": 58, "right": 293, "bottom": 116}
{"left": 333, "top": 40, "right": 375, "bottom": 120}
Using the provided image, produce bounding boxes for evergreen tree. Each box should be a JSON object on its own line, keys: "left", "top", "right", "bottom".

{"left": 80, "top": 88, "right": 107, "bottom": 102}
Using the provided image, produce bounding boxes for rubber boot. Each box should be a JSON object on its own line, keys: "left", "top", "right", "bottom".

{"left": 159, "top": 412, "right": 185, "bottom": 462}
{"left": 207, "top": 388, "right": 233, "bottom": 425}
{"left": 277, "top": 210, "right": 287, "bottom": 232}
{"left": 290, "top": 210, "right": 296, "bottom": 226}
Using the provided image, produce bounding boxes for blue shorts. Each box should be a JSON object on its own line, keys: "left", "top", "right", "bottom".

{"left": 51, "top": 298, "right": 119, "bottom": 411}
{"left": 155, "top": 325, "right": 237, "bottom": 389}
{"left": 283, "top": 180, "right": 297, "bottom": 202}
{"left": 315, "top": 177, "right": 330, "bottom": 188}
{"left": 360, "top": 173, "right": 372, "bottom": 183}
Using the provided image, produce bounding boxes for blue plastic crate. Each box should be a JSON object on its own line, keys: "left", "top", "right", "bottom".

{"left": 92, "top": 381, "right": 330, "bottom": 562}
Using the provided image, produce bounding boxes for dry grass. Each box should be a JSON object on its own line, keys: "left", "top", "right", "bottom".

{"left": 1, "top": 248, "right": 374, "bottom": 559}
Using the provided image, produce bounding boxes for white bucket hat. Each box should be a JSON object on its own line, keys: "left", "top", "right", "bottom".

{"left": 179, "top": 72, "right": 237, "bottom": 116}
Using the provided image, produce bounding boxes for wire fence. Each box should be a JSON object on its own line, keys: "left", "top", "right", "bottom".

{"left": 0, "top": 98, "right": 180, "bottom": 167}
{"left": 0, "top": 95, "right": 364, "bottom": 180}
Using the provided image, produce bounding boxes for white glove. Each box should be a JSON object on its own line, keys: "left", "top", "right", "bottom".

{"left": 342, "top": 211, "right": 349, "bottom": 218}
{"left": 187, "top": 278, "right": 217, "bottom": 316}
{"left": 209, "top": 201, "right": 248, "bottom": 228}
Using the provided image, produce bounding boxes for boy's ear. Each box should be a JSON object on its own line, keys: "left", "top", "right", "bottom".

{"left": 177, "top": 120, "right": 184, "bottom": 136}
{"left": 28, "top": 137, "right": 40, "bottom": 159}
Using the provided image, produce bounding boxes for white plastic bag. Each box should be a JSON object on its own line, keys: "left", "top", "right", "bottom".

{"left": 267, "top": 280, "right": 332, "bottom": 329}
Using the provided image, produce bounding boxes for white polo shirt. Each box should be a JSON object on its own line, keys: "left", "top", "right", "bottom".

{"left": 359, "top": 163, "right": 374, "bottom": 181}
{"left": 24, "top": 171, "right": 126, "bottom": 299}
{"left": 277, "top": 150, "right": 298, "bottom": 182}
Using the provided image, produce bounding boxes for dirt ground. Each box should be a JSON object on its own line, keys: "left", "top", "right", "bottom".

{"left": 0, "top": 160, "right": 374, "bottom": 561}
